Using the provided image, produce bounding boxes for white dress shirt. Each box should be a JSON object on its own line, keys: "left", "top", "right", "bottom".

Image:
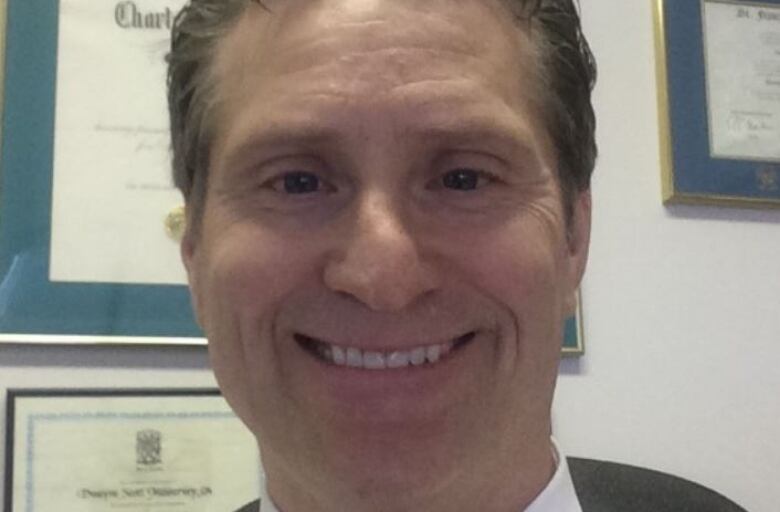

{"left": 525, "top": 438, "right": 583, "bottom": 512}
{"left": 258, "top": 438, "right": 582, "bottom": 512}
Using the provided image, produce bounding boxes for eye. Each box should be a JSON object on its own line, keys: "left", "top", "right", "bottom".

{"left": 441, "top": 168, "right": 490, "bottom": 191}
{"left": 270, "top": 171, "right": 323, "bottom": 195}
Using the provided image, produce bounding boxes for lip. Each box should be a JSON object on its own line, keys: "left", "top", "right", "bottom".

{"left": 292, "top": 330, "right": 481, "bottom": 413}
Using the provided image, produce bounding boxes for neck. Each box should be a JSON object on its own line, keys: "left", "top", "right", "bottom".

{"left": 262, "top": 439, "right": 556, "bottom": 512}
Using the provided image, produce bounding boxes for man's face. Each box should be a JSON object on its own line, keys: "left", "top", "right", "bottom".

{"left": 184, "top": 0, "right": 590, "bottom": 508}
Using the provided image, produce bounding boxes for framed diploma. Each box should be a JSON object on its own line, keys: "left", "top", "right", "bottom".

{"left": 0, "top": 1, "right": 585, "bottom": 354}
{"left": 654, "top": 0, "right": 780, "bottom": 207}
{"left": 0, "top": 0, "right": 202, "bottom": 343}
{"left": 4, "top": 389, "right": 261, "bottom": 512}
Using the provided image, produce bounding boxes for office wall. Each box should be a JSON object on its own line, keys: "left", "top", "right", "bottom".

{"left": 1, "top": 0, "right": 778, "bottom": 511}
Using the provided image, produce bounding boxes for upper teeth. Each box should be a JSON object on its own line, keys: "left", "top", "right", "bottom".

{"left": 321, "top": 341, "right": 453, "bottom": 370}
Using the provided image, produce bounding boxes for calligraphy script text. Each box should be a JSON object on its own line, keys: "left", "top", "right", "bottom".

{"left": 115, "top": 1, "right": 174, "bottom": 30}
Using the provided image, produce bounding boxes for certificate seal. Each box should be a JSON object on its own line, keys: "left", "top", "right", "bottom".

{"left": 165, "top": 206, "right": 186, "bottom": 241}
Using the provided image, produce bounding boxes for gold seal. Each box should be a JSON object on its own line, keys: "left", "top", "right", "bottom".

{"left": 165, "top": 206, "right": 186, "bottom": 242}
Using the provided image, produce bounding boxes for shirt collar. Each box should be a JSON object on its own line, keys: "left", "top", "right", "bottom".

{"left": 524, "top": 438, "right": 583, "bottom": 512}
{"left": 259, "top": 438, "right": 582, "bottom": 512}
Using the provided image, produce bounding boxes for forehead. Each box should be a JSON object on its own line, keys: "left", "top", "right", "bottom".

{"left": 210, "top": 0, "right": 545, "bottom": 160}
{"left": 215, "top": 0, "right": 530, "bottom": 73}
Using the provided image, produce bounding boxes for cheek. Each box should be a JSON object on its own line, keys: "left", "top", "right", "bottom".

{"left": 195, "top": 224, "right": 321, "bottom": 424}
{"left": 459, "top": 218, "right": 567, "bottom": 312}
{"left": 200, "top": 225, "right": 315, "bottom": 321}
{"left": 448, "top": 211, "right": 570, "bottom": 378}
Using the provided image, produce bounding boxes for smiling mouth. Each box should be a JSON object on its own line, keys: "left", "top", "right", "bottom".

{"left": 295, "top": 332, "right": 476, "bottom": 370}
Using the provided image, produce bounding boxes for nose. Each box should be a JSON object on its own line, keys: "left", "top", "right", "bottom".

{"left": 323, "top": 192, "right": 439, "bottom": 312}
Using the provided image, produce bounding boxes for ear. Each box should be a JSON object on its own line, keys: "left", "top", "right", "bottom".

{"left": 180, "top": 212, "right": 205, "bottom": 329}
{"left": 563, "top": 189, "right": 591, "bottom": 316}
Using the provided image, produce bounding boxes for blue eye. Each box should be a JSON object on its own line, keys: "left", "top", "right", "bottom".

{"left": 442, "top": 168, "right": 482, "bottom": 191}
{"left": 280, "top": 172, "right": 321, "bottom": 194}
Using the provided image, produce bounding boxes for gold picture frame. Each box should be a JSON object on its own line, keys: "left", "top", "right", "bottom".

{"left": 653, "top": 0, "right": 780, "bottom": 208}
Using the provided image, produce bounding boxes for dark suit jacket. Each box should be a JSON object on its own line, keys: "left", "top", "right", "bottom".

{"left": 235, "top": 458, "right": 748, "bottom": 511}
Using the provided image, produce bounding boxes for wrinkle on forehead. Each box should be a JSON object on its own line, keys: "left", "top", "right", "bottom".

{"left": 213, "top": 0, "right": 532, "bottom": 93}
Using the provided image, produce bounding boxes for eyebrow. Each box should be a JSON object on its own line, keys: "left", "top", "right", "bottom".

{"left": 220, "top": 114, "right": 541, "bottom": 172}
{"left": 412, "top": 118, "right": 539, "bottom": 157}
{"left": 219, "top": 124, "right": 343, "bottom": 172}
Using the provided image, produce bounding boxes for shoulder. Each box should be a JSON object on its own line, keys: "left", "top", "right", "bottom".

{"left": 234, "top": 499, "right": 260, "bottom": 512}
{"left": 567, "top": 457, "right": 747, "bottom": 512}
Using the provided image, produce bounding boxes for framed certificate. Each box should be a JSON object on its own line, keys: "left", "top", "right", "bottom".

{"left": 0, "top": 0, "right": 202, "bottom": 343}
{"left": 4, "top": 389, "right": 261, "bottom": 512}
{"left": 654, "top": 0, "right": 780, "bottom": 207}
{"left": 0, "top": 1, "right": 585, "bottom": 354}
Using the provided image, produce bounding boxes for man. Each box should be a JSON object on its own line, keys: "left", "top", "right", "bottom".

{"left": 166, "top": 1, "right": 746, "bottom": 511}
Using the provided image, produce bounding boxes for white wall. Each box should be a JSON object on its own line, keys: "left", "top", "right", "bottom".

{"left": 1, "top": 0, "right": 778, "bottom": 511}
{"left": 553, "top": 1, "right": 780, "bottom": 511}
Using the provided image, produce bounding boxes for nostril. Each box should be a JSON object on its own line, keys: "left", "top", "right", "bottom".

{"left": 322, "top": 240, "right": 440, "bottom": 313}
